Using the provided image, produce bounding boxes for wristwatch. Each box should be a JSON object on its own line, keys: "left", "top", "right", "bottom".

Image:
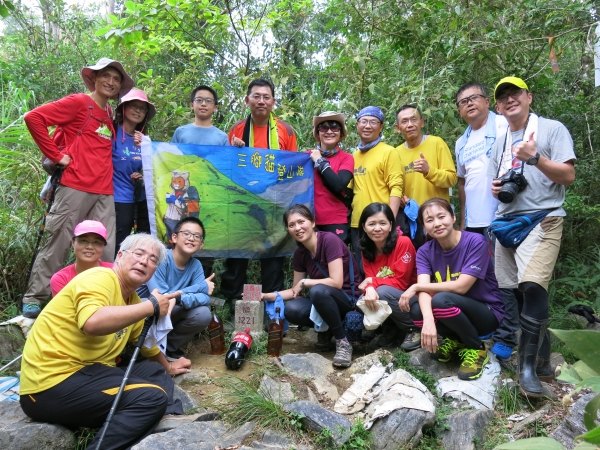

{"left": 526, "top": 152, "right": 540, "bottom": 166}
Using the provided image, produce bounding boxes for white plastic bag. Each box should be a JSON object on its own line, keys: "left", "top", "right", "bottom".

{"left": 356, "top": 299, "right": 392, "bottom": 330}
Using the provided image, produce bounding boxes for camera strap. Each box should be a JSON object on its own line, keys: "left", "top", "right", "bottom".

{"left": 496, "top": 114, "right": 530, "bottom": 178}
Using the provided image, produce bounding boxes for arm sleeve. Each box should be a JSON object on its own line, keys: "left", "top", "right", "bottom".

{"left": 424, "top": 139, "right": 458, "bottom": 188}
{"left": 179, "top": 261, "right": 210, "bottom": 308}
{"left": 454, "top": 140, "right": 466, "bottom": 178}
{"left": 50, "top": 271, "right": 68, "bottom": 297}
{"left": 416, "top": 245, "right": 433, "bottom": 277}
{"left": 487, "top": 140, "right": 501, "bottom": 178}
{"left": 548, "top": 122, "right": 576, "bottom": 163}
{"left": 23, "top": 95, "right": 82, "bottom": 164}
{"left": 388, "top": 238, "right": 417, "bottom": 291}
{"left": 385, "top": 147, "right": 404, "bottom": 198}
{"left": 284, "top": 129, "right": 298, "bottom": 151}
{"left": 319, "top": 169, "right": 353, "bottom": 195}
{"left": 459, "top": 235, "right": 490, "bottom": 280}
{"left": 171, "top": 128, "right": 180, "bottom": 143}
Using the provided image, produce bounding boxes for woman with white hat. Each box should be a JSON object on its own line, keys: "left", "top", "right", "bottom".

{"left": 309, "top": 111, "right": 354, "bottom": 244}
{"left": 112, "top": 89, "right": 156, "bottom": 254}
{"left": 22, "top": 58, "right": 134, "bottom": 318}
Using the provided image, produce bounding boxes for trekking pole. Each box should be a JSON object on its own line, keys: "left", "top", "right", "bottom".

{"left": 0, "top": 354, "right": 22, "bottom": 373}
{"left": 95, "top": 310, "right": 158, "bottom": 449}
{"left": 20, "top": 169, "right": 63, "bottom": 312}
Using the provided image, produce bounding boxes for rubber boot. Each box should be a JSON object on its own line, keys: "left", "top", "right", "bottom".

{"left": 518, "top": 314, "right": 547, "bottom": 397}
{"left": 536, "top": 330, "right": 554, "bottom": 382}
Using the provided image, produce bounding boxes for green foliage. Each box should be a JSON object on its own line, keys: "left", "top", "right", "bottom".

{"left": 495, "top": 382, "right": 530, "bottom": 416}
{"left": 494, "top": 437, "right": 566, "bottom": 449}
{"left": 392, "top": 349, "right": 437, "bottom": 393}
{"left": 73, "top": 427, "right": 97, "bottom": 450}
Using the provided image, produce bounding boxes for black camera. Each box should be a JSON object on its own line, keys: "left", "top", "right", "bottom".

{"left": 497, "top": 168, "right": 528, "bottom": 203}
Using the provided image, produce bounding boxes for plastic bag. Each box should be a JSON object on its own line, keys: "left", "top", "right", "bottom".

{"left": 356, "top": 298, "right": 392, "bottom": 330}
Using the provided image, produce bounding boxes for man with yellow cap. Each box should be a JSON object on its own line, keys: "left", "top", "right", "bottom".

{"left": 487, "top": 76, "right": 576, "bottom": 397}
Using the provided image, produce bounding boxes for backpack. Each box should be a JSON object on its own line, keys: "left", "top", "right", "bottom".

{"left": 41, "top": 95, "right": 97, "bottom": 175}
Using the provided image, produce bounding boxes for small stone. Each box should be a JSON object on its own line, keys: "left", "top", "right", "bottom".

{"left": 283, "top": 401, "right": 351, "bottom": 445}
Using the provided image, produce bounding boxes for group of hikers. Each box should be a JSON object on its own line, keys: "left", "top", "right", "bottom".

{"left": 18, "top": 57, "right": 576, "bottom": 449}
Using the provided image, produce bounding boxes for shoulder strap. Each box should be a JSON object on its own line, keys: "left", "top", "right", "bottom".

{"left": 77, "top": 94, "right": 96, "bottom": 136}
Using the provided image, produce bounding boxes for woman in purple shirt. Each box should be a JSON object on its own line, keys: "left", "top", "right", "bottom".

{"left": 262, "top": 204, "right": 362, "bottom": 368}
{"left": 399, "top": 198, "right": 504, "bottom": 381}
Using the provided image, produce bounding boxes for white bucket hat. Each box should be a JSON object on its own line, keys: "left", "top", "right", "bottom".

{"left": 313, "top": 111, "right": 347, "bottom": 141}
{"left": 80, "top": 58, "right": 134, "bottom": 99}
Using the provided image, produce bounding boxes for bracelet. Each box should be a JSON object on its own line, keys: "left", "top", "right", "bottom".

{"left": 148, "top": 295, "right": 160, "bottom": 318}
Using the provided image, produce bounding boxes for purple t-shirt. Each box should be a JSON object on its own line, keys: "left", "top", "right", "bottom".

{"left": 292, "top": 231, "right": 362, "bottom": 297}
{"left": 416, "top": 231, "right": 504, "bottom": 324}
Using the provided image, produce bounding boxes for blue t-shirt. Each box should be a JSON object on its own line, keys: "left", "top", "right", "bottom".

{"left": 112, "top": 126, "right": 145, "bottom": 203}
{"left": 146, "top": 249, "right": 210, "bottom": 309}
{"left": 171, "top": 124, "right": 229, "bottom": 146}
{"left": 416, "top": 231, "right": 504, "bottom": 324}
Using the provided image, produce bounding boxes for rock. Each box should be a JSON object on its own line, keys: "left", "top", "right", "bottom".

{"left": 172, "top": 385, "right": 202, "bottom": 413}
{"left": 335, "top": 364, "right": 387, "bottom": 414}
{"left": 250, "top": 429, "right": 312, "bottom": 450}
{"left": 551, "top": 392, "right": 599, "bottom": 449}
{"left": 0, "top": 325, "right": 25, "bottom": 370}
{"left": 306, "top": 386, "right": 319, "bottom": 403}
{"left": 346, "top": 349, "right": 395, "bottom": 376}
{"left": 133, "top": 420, "right": 255, "bottom": 450}
{"left": 550, "top": 352, "right": 566, "bottom": 374}
{"left": 280, "top": 353, "right": 339, "bottom": 402}
{"left": 173, "top": 367, "right": 216, "bottom": 385}
{"left": 154, "top": 413, "right": 203, "bottom": 433}
{"left": 0, "top": 402, "right": 74, "bottom": 450}
{"left": 370, "top": 408, "right": 436, "bottom": 450}
{"left": 440, "top": 409, "right": 494, "bottom": 450}
{"left": 409, "top": 347, "right": 457, "bottom": 379}
{"left": 284, "top": 400, "right": 351, "bottom": 445}
{"left": 259, "top": 375, "right": 295, "bottom": 404}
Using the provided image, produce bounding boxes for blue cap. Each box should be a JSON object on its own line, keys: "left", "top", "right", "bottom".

{"left": 357, "top": 106, "right": 384, "bottom": 123}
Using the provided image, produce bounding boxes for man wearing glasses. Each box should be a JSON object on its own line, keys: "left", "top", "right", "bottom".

{"left": 171, "top": 85, "right": 229, "bottom": 145}
{"left": 223, "top": 78, "right": 297, "bottom": 310}
{"left": 146, "top": 217, "right": 216, "bottom": 361}
{"left": 395, "top": 104, "right": 457, "bottom": 207}
{"left": 454, "top": 82, "right": 518, "bottom": 362}
{"left": 487, "top": 77, "right": 575, "bottom": 397}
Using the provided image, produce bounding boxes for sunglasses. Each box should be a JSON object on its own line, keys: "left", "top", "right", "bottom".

{"left": 317, "top": 122, "right": 342, "bottom": 133}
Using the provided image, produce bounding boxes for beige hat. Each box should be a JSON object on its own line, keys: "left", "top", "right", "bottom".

{"left": 313, "top": 111, "right": 347, "bottom": 141}
{"left": 80, "top": 58, "right": 134, "bottom": 99}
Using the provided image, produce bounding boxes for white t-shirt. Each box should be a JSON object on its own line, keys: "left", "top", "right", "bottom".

{"left": 457, "top": 115, "right": 506, "bottom": 228}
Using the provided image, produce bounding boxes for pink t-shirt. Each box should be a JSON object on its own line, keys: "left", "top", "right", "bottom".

{"left": 50, "top": 261, "right": 114, "bottom": 296}
{"left": 312, "top": 151, "right": 354, "bottom": 225}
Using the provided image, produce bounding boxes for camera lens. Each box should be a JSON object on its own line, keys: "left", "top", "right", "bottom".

{"left": 498, "top": 182, "right": 519, "bottom": 203}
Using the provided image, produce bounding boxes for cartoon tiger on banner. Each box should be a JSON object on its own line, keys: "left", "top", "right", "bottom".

{"left": 163, "top": 171, "right": 200, "bottom": 240}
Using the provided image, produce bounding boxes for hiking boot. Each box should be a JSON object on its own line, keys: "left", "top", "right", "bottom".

{"left": 518, "top": 315, "right": 547, "bottom": 397}
{"left": 165, "top": 349, "right": 185, "bottom": 362}
{"left": 432, "top": 337, "right": 464, "bottom": 362}
{"left": 377, "top": 327, "right": 401, "bottom": 348}
{"left": 22, "top": 303, "right": 41, "bottom": 319}
{"left": 457, "top": 348, "right": 489, "bottom": 380}
{"left": 332, "top": 339, "right": 353, "bottom": 368}
{"left": 314, "top": 330, "right": 334, "bottom": 352}
{"left": 491, "top": 342, "right": 513, "bottom": 360}
{"left": 536, "top": 330, "right": 554, "bottom": 382}
{"left": 400, "top": 329, "right": 421, "bottom": 352}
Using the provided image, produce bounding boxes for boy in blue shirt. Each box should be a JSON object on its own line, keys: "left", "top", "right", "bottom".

{"left": 147, "top": 217, "right": 215, "bottom": 361}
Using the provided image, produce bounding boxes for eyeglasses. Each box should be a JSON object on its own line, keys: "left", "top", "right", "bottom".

{"left": 126, "top": 104, "right": 148, "bottom": 113}
{"left": 357, "top": 119, "right": 382, "bottom": 127}
{"left": 178, "top": 230, "right": 204, "bottom": 242}
{"left": 317, "top": 122, "right": 341, "bottom": 133}
{"left": 193, "top": 97, "right": 215, "bottom": 105}
{"left": 124, "top": 249, "right": 159, "bottom": 266}
{"left": 249, "top": 94, "right": 272, "bottom": 102}
{"left": 75, "top": 237, "right": 106, "bottom": 248}
{"left": 398, "top": 116, "right": 421, "bottom": 126}
{"left": 456, "top": 94, "right": 486, "bottom": 108}
{"left": 496, "top": 89, "right": 525, "bottom": 104}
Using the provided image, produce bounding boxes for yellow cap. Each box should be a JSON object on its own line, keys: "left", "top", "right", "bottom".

{"left": 494, "top": 77, "right": 529, "bottom": 101}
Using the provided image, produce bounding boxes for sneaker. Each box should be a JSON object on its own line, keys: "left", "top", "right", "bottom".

{"left": 457, "top": 348, "right": 489, "bottom": 380}
{"left": 491, "top": 342, "right": 513, "bottom": 360}
{"left": 332, "top": 339, "right": 353, "bottom": 368}
{"left": 315, "top": 330, "right": 334, "bottom": 352}
{"left": 432, "top": 338, "right": 464, "bottom": 362}
{"left": 165, "top": 349, "right": 185, "bottom": 362}
{"left": 400, "top": 329, "right": 421, "bottom": 352}
{"left": 22, "top": 303, "right": 41, "bottom": 319}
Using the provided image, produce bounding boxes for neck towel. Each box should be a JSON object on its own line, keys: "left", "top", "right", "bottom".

{"left": 242, "top": 113, "right": 280, "bottom": 149}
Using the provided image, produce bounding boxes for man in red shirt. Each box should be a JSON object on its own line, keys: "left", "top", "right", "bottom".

{"left": 224, "top": 78, "right": 297, "bottom": 309}
{"left": 22, "top": 58, "right": 134, "bottom": 318}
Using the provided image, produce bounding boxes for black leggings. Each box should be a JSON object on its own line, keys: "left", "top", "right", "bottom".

{"left": 114, "top": 201, "right": 150, "bottom": 257}
{"left": 409, "top": 292, "right": 499, "bottom": 349}
{"left": 284, "top": 284, "right": 354, "bottom": 340}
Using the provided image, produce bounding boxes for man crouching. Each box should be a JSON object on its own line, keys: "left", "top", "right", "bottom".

{"left": 20, "top": 233, "right": 191, "bottom": 450}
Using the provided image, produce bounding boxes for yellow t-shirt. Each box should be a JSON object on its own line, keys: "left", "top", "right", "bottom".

{"left": 350, "top": 142, "right": 404, "bottom": 228}
{"left": 396, "top": 135, "right": 458, "bottom": 206}
{"left": 20, "top": 267, "right": 159, "bottom": 395}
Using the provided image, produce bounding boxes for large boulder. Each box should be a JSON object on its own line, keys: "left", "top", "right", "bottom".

{"left": 440, "top": 409, "right": 495, "bottom": 450}
{"left": 259, "top": 374, "right": 295, "bottom": 405}
{"left": 280, "top": 353, "right": 339, "bottom": 402}
{"left": 370, "top": 408, "right": 436, "bottom": 450}
{"left": 284, "top": 400, "right": 352, "bottom": 445}
{"left": 0, "top": 402, "right": 74, "bottom": 450}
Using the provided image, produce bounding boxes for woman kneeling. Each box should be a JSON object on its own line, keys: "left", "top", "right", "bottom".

{"left": 262, "top": 204, "right": 362, "bottom": 368}
{"left": 400, "top": 198, "right": 504, "bottom": 380}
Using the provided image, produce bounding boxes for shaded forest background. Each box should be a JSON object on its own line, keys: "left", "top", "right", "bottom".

{"left": 1, "top": 0, "right": 599, "bottom": 324}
